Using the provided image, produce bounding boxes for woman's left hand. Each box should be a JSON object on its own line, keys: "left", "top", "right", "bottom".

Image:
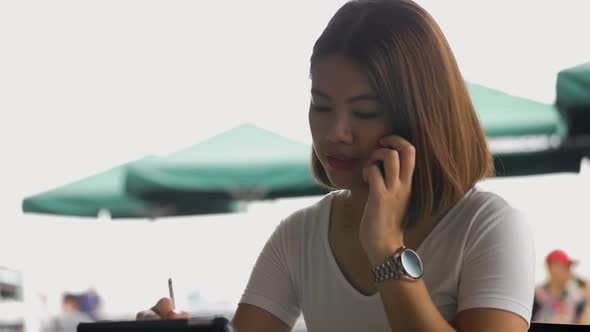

{"left": 359, "top": 135, "right": 416, "bottom": 266}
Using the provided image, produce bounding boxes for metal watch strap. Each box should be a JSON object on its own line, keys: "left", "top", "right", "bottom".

{"left": 371, "top": 246, "right": 406, "bottom": 283}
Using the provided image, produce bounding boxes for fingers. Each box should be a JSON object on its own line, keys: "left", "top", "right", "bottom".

{"left": 136, "top": 309, "right": 190, "bottom": 320}
{"left": 137, "top": 298, "right": 190, "bottom": 320}
{"left": 168, "top": 310, "right": 191, "bottom": 319}
{"left": 366, "top": 148, "right": 399, "bottom": 188}
{"left": 136, "top": 309, "right": 161, "bottom": 320}
{"left": 152, "top": 297, "right": 175, "bottom": 317}
{"left": 378, "top": 135, "right": 415, "bottom": 183}
{"left": 364, "top": 163, "right": 386, "bottom": 194}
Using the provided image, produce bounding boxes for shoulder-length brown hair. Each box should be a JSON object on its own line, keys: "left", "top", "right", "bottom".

{"left": 310, "top": 0, "right": 494, "bottom": 227}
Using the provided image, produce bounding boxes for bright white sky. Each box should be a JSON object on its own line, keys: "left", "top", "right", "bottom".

{"left": 1, "top": 0, "right": 590, "bottom": 327}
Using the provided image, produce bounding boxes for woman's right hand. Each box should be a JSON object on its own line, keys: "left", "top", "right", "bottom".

{"left": 136, "top": 297, "right": 190, "bottom": 320}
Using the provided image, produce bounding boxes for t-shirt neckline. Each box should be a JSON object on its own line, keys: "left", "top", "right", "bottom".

{"left": 322, "top": 191, "right": 380, "bottom": 301}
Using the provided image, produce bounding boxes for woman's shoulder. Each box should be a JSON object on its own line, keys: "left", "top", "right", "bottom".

{"left": 464, "top": 185, "right": 511, "bottom": 207}
{"left": 453, "top": 186, "right": 518, "bottom": 219}
{"left": 441, "top": 186, "right": 528, "bottom": 238}
{"left": 276, "top": 190, "right": 339, "bottom": 232}
{"left": 451, "top": 186, "right": 531, "bottom": 247}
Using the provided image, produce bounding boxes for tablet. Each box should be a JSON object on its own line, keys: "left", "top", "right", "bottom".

{"left": 529, "top": 323, "right": 590, "bottom": 331}
{"left": 77, "top": 317, "right": 233, "bottom": 332}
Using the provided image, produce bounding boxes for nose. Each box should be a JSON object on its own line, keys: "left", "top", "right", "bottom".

{"left": 326, "top": 113, "right": 354, "bottom": 144}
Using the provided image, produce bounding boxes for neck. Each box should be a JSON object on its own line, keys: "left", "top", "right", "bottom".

{"left": 333, "top": 189, "right": 368, "bottom": 230}
{"left": 548, "top": 279, "right": 567, "bottom": 296}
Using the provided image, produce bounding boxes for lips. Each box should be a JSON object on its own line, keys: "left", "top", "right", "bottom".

{"left": 326, "top": 154, "right": 358, "bottom": 170}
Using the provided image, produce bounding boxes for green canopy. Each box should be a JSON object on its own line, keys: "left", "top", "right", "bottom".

{"left": 468, "top": 82, "right": 583, "bottom": 176}
{"left": 556, "top": 62, "right": 590, "bottom": 111}
{"left": 125, "top": 100, "right": 579, "bottom": 206}
{"left": 22, "top": 157, "right": 241, "bottom": 219}
{"left": 125, "top": 84, "right": 583, "bottom": 203}
{"left": 492, "top": 147, "right": 582, "bottom": 177}
{"left": 555, "top": 62, "right": 590, "bottom": 140}
{"left": 21, "top": 82, "right": 585, "bottom": 220}
{"left": 124, "top": 124, "right": 328, "bottom": 203}
{"left": 468, "top": 82, "right": 567, "bottom": 140}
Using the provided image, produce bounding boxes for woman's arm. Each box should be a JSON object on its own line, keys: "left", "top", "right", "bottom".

{"left": 377, "top": 280, "right": 528, "bottom": 332}
{"left": 360, "top": 136, "right": 531, "bottom": 332}
{"left": 232, "top": 304, "right": 292, "bottom": 332}
{"left": 377, "top": 279, "right": 453, "bottom": 331}
{"left": 234, "top": 217, "right": 302, "bottom": 331}
{"left": 454, "top": 308, "right": 528, "bottom": 331}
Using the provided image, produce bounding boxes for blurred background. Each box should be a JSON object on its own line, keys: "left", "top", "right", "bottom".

{"left": 1, "top": 0, "right": 589, "bottom": 331}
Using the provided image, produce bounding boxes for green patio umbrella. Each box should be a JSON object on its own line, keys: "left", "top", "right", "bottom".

{"left": 126, "top": 84, "right": 583, "bottom": 204}
{"left": 124, "top": 124, "right": 329, "bottom": 204}
{"left": 556, "top": 62, "right": 590, "bottom": 111}
{"left": 468, "top": 82, "right": 567, "bottom": 139}
{"left": 467, "top": 82, "right": 583, "bottom": 176}
{"left": 555, "top": 62, "right": 590, "bottom": 138}
{"left": 24, "top": 81, "right": 582, "bottom": 220}
{"left": 22, "top": 157, "right": 241, "bottom": 219}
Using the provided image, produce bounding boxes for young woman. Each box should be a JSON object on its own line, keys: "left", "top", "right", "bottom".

{"left": 138, "top": 0, "right": 535, "bottom": 331}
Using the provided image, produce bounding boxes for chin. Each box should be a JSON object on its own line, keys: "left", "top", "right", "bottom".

{"left": 326, "top": 174, "right": 365, "bottom": 191}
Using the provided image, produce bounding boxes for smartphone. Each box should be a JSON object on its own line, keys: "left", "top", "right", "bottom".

{"left": 378, "top": 160, "right": 385, "bottom": 178}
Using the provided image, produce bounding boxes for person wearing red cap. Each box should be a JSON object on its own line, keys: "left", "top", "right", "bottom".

{"left": 532, "top": 249, "right": 587, "bottom": 323}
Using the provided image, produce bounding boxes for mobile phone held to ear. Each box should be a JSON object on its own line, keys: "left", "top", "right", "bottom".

{"left": 378, "top": 161, "right": 385, "bottom": 178}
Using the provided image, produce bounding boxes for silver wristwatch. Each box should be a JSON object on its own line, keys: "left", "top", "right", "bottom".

{"left": 371, "top": 246, "right": 423, "bottom": 283}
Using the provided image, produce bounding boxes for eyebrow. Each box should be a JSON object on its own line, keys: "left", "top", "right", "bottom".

{"left": 311, "top": 88, "right": 380, "bottom": 103}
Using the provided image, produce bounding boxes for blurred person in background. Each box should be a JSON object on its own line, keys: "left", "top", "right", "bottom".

{"left": 579, "top": 277, "right": 590, "bottom": 324}
{"left": 43, "top": 293, "right": 93, "bottom": 332}
{"left": 78, "top": 288, "right": 103, "bottom": 321}
{"left": 532, "top": 249, "right": 587, "bottom": 323}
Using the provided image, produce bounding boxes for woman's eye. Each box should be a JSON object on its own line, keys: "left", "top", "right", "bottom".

{"left": 354, "top": 112, "right": 380, "bottom": 119}
{"left": 312, "top": 105, "right": 332, "bottom": 112}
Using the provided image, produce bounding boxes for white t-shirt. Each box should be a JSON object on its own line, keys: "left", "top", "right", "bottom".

{"left": 239, "top": 186, "right": 535, "bottom": 331}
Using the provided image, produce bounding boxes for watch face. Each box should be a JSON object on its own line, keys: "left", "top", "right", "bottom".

{"left": 401, "top": 249, "right": 423, "bottom": 278}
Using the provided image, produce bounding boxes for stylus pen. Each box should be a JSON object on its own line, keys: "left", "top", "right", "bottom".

{"left": 168, "top": 277, "right": 175, "bottom": 309}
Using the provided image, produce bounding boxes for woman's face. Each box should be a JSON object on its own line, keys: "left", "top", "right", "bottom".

{"left": 309, "top": 55, "right": 393, "bottom": 190}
